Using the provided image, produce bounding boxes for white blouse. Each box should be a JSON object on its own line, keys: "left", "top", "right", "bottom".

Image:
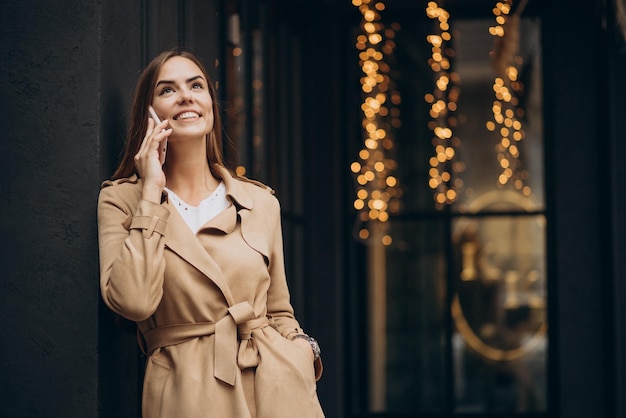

{"left": 165, "top": 181, "right": 230, "bottom": 234}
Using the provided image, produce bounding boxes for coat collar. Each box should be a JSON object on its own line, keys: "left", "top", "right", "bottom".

{"left": 216, "top": 165, "right": 254, "bottom": 211}
{"left": 159, "top": 165, "right": 257, "bottom": 307}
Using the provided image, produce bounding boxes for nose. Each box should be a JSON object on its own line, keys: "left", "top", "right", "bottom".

{"left": 178, "top": 89, "right": 193, "bottom": 103}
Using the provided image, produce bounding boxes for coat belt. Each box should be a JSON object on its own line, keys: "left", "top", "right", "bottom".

{"left": 141, "top": 301, "right": 268, "bottom": 386}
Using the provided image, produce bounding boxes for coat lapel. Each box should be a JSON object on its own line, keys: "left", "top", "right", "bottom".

{"left": 164, "top": 199, "right": 235, "bottom": 306}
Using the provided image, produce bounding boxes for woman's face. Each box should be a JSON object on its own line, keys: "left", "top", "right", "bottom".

{"left": 151, "top": 56, "right": 214, "bottom": 141}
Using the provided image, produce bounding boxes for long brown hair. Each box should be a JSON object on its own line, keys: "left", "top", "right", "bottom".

{"left": 111, "top": 48, "right": 225, "bottom": 180}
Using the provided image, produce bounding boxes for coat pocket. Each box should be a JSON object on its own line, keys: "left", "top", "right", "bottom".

{"left": 255, "top": 331, "right": 324, "bottom": 418}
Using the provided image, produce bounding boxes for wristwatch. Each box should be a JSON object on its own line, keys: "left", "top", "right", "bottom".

{"left": 293, "top": 334, "right": 321, "bottom": 360}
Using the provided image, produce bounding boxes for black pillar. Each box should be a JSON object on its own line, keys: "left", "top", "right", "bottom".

{"left": 0, "top": 0, "right": 103, "bottom": 416}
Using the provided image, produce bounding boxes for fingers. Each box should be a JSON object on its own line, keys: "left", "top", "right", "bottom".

{"left": 137, "top": 119, "right": 171, "bottom": 162}
{"left": 134, "top": 118, "right": 171, "bottom": 186}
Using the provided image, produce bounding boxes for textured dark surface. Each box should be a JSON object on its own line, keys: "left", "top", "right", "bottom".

{"left": 0, "top": 0, "right": 101, "bottom": 417}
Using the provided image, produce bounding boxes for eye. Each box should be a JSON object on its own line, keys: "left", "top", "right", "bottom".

{"left": 192, "top": 81, "right": 204, "bottom": 89}
{"left": 158, "top": 86, "right": 174, "bottom": 95}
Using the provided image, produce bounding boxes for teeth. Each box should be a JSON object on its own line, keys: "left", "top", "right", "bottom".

{"left": 175, "top": 112, "right": 199, "bottom": 120}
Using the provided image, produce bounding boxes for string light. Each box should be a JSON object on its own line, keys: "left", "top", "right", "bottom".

{"left": 488, "top": 0, "right": 531, "bottom": 196}
{"left": 352, "top": 0, "right": 401, "bottom": 245}
{"left": 425, "top": 1, "right": 464, "bottom": 210}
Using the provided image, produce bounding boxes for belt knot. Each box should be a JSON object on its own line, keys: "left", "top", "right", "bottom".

{"left": 214, "top": 302, "right": 268, "bottom": 386}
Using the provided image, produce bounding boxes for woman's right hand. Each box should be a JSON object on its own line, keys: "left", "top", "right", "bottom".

{"left": 135, "top": 118, "right": 172, "bottom": 203}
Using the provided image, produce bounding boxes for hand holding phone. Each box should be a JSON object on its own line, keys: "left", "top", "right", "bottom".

{"left": 149, "top": 106, "right": 168, "bottom": 165}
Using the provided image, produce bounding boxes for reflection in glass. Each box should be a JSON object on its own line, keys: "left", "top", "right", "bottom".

{"left": 366, "top": 220, "right": 448, "bottom": 413}
{"left": 451, "top": 193, "right": 546, "bottom": 412}
{"left": 356, "top": 2, "right": 546, "bottom": 415}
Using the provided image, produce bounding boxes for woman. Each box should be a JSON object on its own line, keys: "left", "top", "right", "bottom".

{"left": 97, "top": 48, "right": 324, "bottom": 418}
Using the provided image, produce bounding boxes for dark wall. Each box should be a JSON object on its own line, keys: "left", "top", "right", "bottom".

{"left": 543, "top": 0, "right": 626, "bottom": 417}
{"left": 98, "top": 2, "right": 144, "bottom": 417}
{"left": 0, "top": 0, "right": 101, "bottom": 417}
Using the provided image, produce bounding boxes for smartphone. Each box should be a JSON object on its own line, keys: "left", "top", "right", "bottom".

{"left": 149, "top": 106, "right": 168, "bottom": 165}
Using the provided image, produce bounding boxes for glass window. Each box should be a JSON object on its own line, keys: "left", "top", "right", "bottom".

{"left": 350, "top": 1, "right": 546, "bottom": 414}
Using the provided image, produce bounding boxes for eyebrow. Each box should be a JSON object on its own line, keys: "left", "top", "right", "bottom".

{"left": 155, "top": 75, "right": 205, "bottom": 88}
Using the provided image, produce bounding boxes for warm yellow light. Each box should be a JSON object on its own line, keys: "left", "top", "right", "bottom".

{"left": 351, "top": 162, "right": 362, "bottom": 173}
{"left": 373, "top": 199, "right": 386, "bottom": 210}
{"left": 369, "top": 33, "right": 382, "bottom": 44}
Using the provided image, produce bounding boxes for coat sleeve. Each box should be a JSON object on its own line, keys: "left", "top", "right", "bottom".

{"left": 263, "top": 195, "right": 305, "bottom": 340}
{"left": 97, "top": 184, "right": 170, "bottom": 321}
{"left": 264, "top": 194, "right": 324, "bottom": 379}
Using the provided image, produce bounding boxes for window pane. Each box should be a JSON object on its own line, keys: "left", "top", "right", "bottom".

{"left": 452, "top": 212, "right": 547, "bottom": 412}
{"left": 353, "top": 3, "right": 546, "bottom": 415}
{"left": 451, "top": 18, "right": 544, "bottom": 212}
{"left": 363, "top": 220, "right": 448, "bottom": 414}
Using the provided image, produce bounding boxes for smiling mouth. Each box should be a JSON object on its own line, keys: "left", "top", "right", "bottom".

{"left": 173, "top": 111, "right": 201, "bottom": 120}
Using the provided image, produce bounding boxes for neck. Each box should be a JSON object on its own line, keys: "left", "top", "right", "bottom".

{"left": 163, "top": 137, "right": 220, "bottom": 204}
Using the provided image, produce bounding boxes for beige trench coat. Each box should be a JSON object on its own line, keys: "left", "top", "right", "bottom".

{"left": 97, "top": 165, "right": 324, "bottom": 418}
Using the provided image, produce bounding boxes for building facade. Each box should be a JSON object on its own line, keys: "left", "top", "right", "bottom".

{"left": 1, "top": 0, "right": 625, "bottom": 417}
